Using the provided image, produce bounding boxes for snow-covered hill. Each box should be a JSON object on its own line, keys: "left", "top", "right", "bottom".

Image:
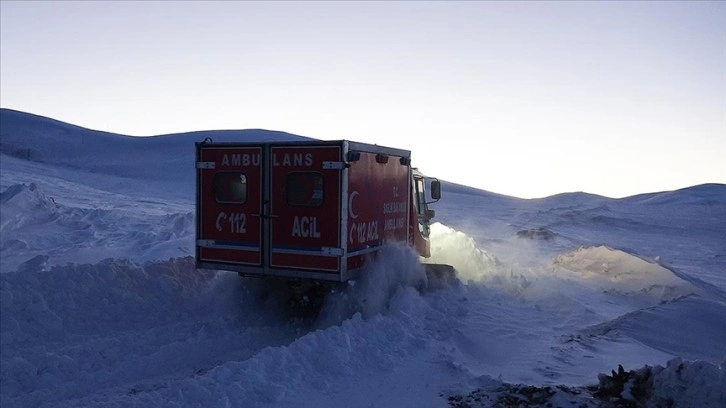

{"left": 1, "top": 109, "right": 725, "bottom": 407}
{"left": 0, "top": 108, "right": 311, "bottom": 201}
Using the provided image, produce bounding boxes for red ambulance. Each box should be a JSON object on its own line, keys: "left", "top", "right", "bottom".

{"left": 195, "top": 139, "right": 442, "bottom": 283}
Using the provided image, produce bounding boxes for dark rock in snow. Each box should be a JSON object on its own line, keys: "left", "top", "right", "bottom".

{"left": 516, "top": 227, "right": 556, "bottom": 240}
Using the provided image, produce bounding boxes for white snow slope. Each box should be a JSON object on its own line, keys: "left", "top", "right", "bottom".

{"left": 1, "top": 108, "right": 725, "bottom": 407}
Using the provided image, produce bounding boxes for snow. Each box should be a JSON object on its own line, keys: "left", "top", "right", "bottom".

{"left": 1, "top": 108, "right": 725, "bottom": 407}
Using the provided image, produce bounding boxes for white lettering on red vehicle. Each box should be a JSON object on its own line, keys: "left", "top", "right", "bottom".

{"left": 291, "top": 216, "right": 321, "bottom": 238}
{"left": 221, "top": 153, "right": 260, "bottom": 167}
{"left": 349, "top": 221, "right": 379, "bottom": 244}
{"left": 215, "top": 212, "right": 247, "bottom": 234}
{"left": 384, "top": 217, "right": 405, "bottom": 231}
{"left": 273, "top": 153, "right": 314, "bottom": 167}
{"left": 348, "top": 191, "right": 360, "bottom": 219}
{"left": 383, "top": 201, "right": 407, "bottom": 214}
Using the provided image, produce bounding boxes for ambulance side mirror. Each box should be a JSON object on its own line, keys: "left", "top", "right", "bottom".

{"left": 430, "top": 179, "right": 441, "bottom": 201}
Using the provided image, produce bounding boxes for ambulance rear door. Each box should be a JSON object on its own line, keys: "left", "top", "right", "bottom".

{"left": 267, "top": 144, "right": 343, "bottom": 277}
{"left": 196, "top": 144, "right": 263, "bottom": 269}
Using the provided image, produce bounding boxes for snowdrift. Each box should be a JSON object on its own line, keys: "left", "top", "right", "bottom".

{"left": 3, "top": 254, "right": 725, "bottom": 408}
{"left": 448, "top": 357, "right": 726, "bottom": 408}
{"left": 0, "top": 182, "right": 194, "bottom": 272}
{"left": 0, "top": 257, "right": 309, "bottom": 408}
{"left": 551, "top": 245, "right": 700, "bottom": 301}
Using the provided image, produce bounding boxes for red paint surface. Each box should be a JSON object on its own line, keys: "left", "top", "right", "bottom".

{"left": 269, "top": 146, "right": 341, "bottom": 271}
{"left": 198, "top": 146, "right": 262, "bottom": 266}
{"left": 347, "top": 151, "right": 410, "bottom": 258}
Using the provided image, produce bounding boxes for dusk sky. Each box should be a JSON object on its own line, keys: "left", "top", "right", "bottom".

{"left": 1, "top": 1, "right": 724, "bottom": 198}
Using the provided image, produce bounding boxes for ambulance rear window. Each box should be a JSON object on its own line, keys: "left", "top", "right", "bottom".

{"left": 287, "top": 172, "right": 324, "bottom": 207}
{"left": 215, "top": 172, "right": 248, "bottom": 204}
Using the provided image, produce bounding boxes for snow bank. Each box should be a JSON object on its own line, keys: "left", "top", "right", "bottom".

{"left": 0, "top": 257, "right": 309, "bottom": 408}
{"left": 0, "top": 257, "right": 214, "bottom": 348}
{"left": 650, "top": 358, "right": 726, "bottom": 407}
{"left": 591, "top": 358, "right": 726, "bottom": 407}
{"left": 447, "top": 358, "right": 726, "bottom": 407}
{"left": 0, "top": 182, "right": 59, "bottom": 231}
{"left": 0, "top": 182, "right": 195, "bottom": 273}
{"left": 0, "top": 254, "right": 453, "bottom": 408}
{"left": 93, "top": 306, "right": 431, "bottom": 408}
{"left": 551, "top": 245, "right": 700, "bottom": 301}
{"left": 1, "top": 258, "right": 217, "bottom": 405}
{"left": 2, "top": 247, "right": 458, "bottom": 408}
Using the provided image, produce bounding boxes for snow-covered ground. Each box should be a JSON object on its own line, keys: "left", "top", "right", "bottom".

{"left": 1, "top": 108, "right": 725, "bottom": 407}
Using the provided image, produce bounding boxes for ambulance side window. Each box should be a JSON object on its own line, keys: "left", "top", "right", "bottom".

{"left": 287, "top": 172, "right": 324, "bottom": 207}
{"left": 415, "top": 178, "right": 426, "bottom": 215}
{"left": 414, "top": 178, "right": 430, "bottom": 236}
{"left": 214, "top": 172, "right": 247, "bottom": 204}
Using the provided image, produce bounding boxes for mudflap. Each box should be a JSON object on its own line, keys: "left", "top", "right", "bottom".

{"left": 422, "top": 263, "right": 458, "bottom": 291}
